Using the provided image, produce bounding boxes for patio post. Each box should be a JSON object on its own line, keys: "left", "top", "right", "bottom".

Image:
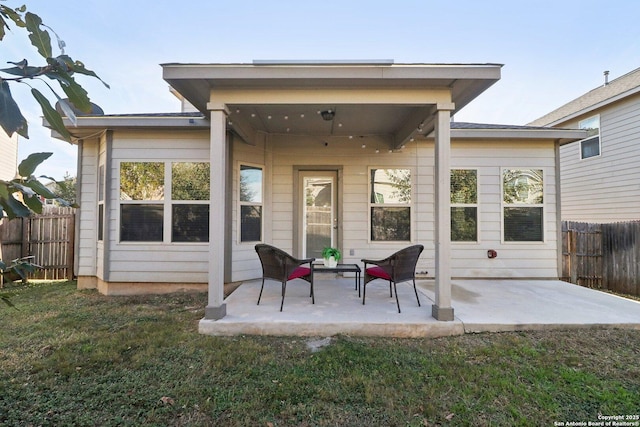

{"left": 204, "top": 104, "right": 229, "bottom": 320}
{"left": 432, "top": 104, "right": 455, "bottom": 321}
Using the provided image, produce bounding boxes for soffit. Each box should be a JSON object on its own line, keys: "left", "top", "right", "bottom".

{"left": 162, "top": 63, "right": 502, "bottom": 146}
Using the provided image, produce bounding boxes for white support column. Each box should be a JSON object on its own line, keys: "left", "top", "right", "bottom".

{"left": 432, "top": 104, "right": 455, "bottom": 321}
{"left": 205, "top": 105, "right": 229, "bottom": 320}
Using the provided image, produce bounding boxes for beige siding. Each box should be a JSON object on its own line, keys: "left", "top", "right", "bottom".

{"left": 451, "top": 140, "right": 558, "bottom": 278}
{"left": 78, "top": 129, "right": 561, "bottom": 285}
{"left": 0, "top": 130, "right": 18, "bottom": 181}
{"left": 77, "top": 138, "right": 99, "bottom": 277}
{"left": 230, "top": 135, "right": 560, "bottom": 281}
{"left": 107, "top": 130, "right": 210, "bottom": 283}
{"left": 559, "top": 95, "right": 640, "bottom": 222}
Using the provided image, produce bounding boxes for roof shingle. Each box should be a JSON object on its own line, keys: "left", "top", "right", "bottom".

{"left": 528, "top": 67, "right": 640, "bottom": 126}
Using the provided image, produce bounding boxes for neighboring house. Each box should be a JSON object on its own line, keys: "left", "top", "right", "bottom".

{"left": 529, "top": 67, "right": 640, "bottom": 222}
{"left": 0, "top": 129, "right": 18, "bottom": 181}
{"left": 55, "top": 61, "right": 584, "bottom": 321}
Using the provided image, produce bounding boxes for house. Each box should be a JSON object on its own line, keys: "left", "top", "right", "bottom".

{"left": 529, "top": 67, "right": 640, "bottom": 222}
{"left": 56, "top": 61, "right": 584, "bottom": 321}
{"left": 0, "top": 129, "right": 18, "bottom": 181}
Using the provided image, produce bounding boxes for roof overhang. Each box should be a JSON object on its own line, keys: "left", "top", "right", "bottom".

{"left": 544, "top": 85, "right": 640, "bottom": 127}
{"left": 49, "top": 114, "right": 210, "bottom": 142}
{"left": 162, "top": 62, "right": 503, "bottom": 148}
{"left": 444, "top": 126, "right": 587, "bottom": 145}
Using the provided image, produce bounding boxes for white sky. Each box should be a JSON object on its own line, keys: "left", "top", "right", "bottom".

{"left": 3, "top": 0, "right": 640, "bottom": 179}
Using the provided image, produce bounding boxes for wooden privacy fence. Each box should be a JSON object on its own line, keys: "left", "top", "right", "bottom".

{"left": 0, "top": 207, "right": 76, "bottom": 282}
{"left": 562, "top": 220, "right": 640, "bottom": 296}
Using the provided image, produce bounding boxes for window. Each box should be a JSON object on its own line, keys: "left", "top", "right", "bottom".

{"left": 97, "top": 164, "right": 105, "bottom": 241}
{"left": 451, "top": 169, "right": 477, "bottom": 242}
{"left": 502, "top": 169, "right": 544, "bottom": 242}
{"left": 119, "top": 161, "right": 209, "bottom": 242}
{"left": 171, "top": 162, "right": 210, "bottom": 242}
{"left": 579, "top": 115, "right": 600, "bottom": 159}
{"left": 239, "top": 164, "right": 263, "bottom": 242}
{"left": 370, "top": 168, "right": 411, "bottom": 242}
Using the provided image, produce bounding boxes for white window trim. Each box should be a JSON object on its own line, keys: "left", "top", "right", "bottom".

{"left": 367, "top": 166, "right": 414, "bottom": 244}
{"left": 500, "top": 167, "right": 545, "bottom": 244}
{"left": 451, "top": 168, "right": 480, "bottom": 244}
{"left": 169, "top": 161, "right": 210, "bottom": 244}
{"left": 237, "top": 161, "right": 264, "bottom": 245}
{"left": 578, "top": 114, "right": 601, "bottom": 160}
{"left": 117, "top": 160, "right": 210, "bottom": 245}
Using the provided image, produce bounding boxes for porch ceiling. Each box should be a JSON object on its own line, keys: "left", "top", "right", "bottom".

{"left": 162, "top": 62, "right": 502, "bottom": 146}
{"left": 226, "top": 104, "right": 418, "bottom": 137}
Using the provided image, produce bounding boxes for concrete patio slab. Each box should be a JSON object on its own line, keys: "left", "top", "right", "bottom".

{"left": 418, "top": 279, "right": 640, "bottom": 333}
{"left": 199, "top": 277, "right": 640, "bottom": 338}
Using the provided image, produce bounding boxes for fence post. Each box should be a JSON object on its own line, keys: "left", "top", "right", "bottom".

{"left": 569, "top": 230, "right": 578, "bottom": 284}
{"left": 20, "top": 216, "right": 29, "bottom": 259}
{"left": 65, "top": 213, "right": 75, "bottom": 280}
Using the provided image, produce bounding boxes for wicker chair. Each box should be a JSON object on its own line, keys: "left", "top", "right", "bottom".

{"left": 255, "top": 244, "right": 315, "bottom": 311}
{"left": 361, "top": 244, "right": 424, "bottom": 313}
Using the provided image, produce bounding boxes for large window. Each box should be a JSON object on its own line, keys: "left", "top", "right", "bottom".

{"left": 119, "top": 161, "right": 209, "bottom": 242}
{"left": 502, "top": 169, "right": 544, "bottom": 242}
{"left": 97, "top": 164, "right": 105, "bottom": 241}
{"left": 451, "top": 169, "right": 477, "bottom": 242}
{"left": 370, "top": 168, "right": 411, "bottom": 242}
{"left": 171, "top": 162, "right": 210, "bottom": 242}
{"left": 239, "top": 164, "right": 263, "bottom": 242}
{"left": 579, "top": 115, "right": 600, "bottom": 159}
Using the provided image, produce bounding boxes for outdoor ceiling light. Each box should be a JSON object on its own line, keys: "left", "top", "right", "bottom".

{"left": 320, "top": 110, "right": 335, "bottom": 121}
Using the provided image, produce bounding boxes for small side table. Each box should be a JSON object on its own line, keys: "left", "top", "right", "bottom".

{"left": 311, "top": 263, "right": 362, "bottom": 296}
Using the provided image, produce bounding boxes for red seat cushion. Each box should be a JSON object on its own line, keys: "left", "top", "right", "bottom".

{"left": 366, "top": 266, "right": 391, "bottom": 280}
{"left": 288, "top": 266, "right": 311, "bottom": 280}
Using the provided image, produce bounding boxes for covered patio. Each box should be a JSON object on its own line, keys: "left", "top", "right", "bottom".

{"left": 199, "top": 277, "right": 640, "bottom": 337}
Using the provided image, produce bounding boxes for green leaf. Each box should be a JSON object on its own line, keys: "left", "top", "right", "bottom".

{"left": 48, "top": 55, "right": 73, "bottom": 73}
{"left": 0, "top": 199, "right": 11, "bottom": 219}
{"left": 21, "top": 193, "right": 42, "bottom": 213}
{"left": 21, "top": 193, "right": 42, "bottom": 214}
{"left": 1, "top": 64, "right": 48, "bottom": 77}
{"left": 3, "top": 194, "right": 31, "bottom": 218}
{"left": 0, "top": 5, "right": 25, "bottom": 41}
{"left": 0, "top": 181, "right": 9, "bottom": 199}
{"left": 17, "top": 152, "right": 53, "bottom": 177}
{"left": 23, "top": 179, "right": 57, "bottom": 199}
{"left": 58, "top": 55, "right": 110, "bottom": 89}
{"left": 0, "top": 16, "right": 6, "bottom": 40}
{"left": 0, "top": 5, "right": 26, "bottom": 28}
{"left": 12, "top": 182, "right": 36, "bottom": 198}
{"left": 31, "top": 88, "right": 72, "bottom": 141}
{"left": 0, "top": 80, "right": 28, "bottom": 138}
{"left": 25, "top": 12, "right": 52, "bottom": 58}
{"left": 40, "top": 80, "right": 77, "bottom": 126}
{"left": 44, "top": 60, "right": 91, "bottom": 114}
{"left": 60, "top": 76, "right": 90, "bottom": 113}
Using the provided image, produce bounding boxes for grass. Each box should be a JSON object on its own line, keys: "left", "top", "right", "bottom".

{"left": 1, "top": 281, "right": 639, "bottom": 426}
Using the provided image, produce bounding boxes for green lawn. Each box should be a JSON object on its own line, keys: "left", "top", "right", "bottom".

{"left": 1, "top": 281, "right": 639, "bottom": 426}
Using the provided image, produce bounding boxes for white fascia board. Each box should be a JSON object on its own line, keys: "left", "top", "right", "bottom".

{"left": 72, "top": 116, "right": 209, "bottom": 128}
{"left": 425, "top": 127, "right": 587, "bottom": 144}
